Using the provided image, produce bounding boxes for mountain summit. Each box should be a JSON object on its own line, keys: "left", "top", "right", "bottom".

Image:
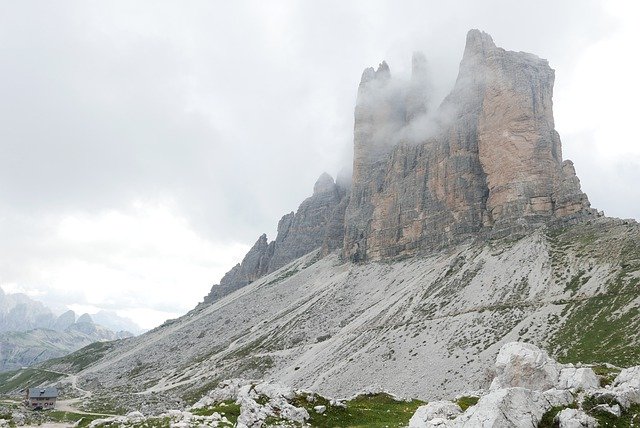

{"left": 205, "top": 29, "right": 596, "bottom": 302}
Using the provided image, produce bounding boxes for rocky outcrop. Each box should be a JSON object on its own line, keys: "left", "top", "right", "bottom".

{"left": 204, "top": 173, "right": 348, "bottom": 303}
{"left": 409, "top": 342, "right": 640, "bottom": 427}
{"left": 409, "top": 401, "right": 462, "bottom": 427}
{"left": 204, "top": 29, "right": 597, "bottom": 301}
{"left": 343, "top": 29, "right": 594, "bottom": 261}
{"left": 267, "top": 172, "right": 346, "bottom": 272}
{"left": 490, "top": 342, "right": 562, "bottom": 391}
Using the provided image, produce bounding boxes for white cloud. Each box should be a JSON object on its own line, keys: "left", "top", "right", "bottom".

{"left": 1, "top": 201, "right": 249, "bottom": 328}
{"left": 555, "top": 0, "right": 640, "bottom": 219}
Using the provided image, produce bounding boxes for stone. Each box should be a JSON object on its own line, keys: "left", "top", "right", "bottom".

{"left": 614, "top": 366, "right": 640, "bottom": 389}
{"left": 314, "top": 405, "right": 326, "bottom": 414}
{"left": 554, "top": 408, "right": 598, "bottom": 428}
{"left": 452, "top": 387, "right": 550, "bottom": 427}
{"left": 557, "top": 367, "right": 600, "bottom": 391}
{"left": 542, "top": 389, "right": 575, "bottom": 407}
{"left": 409, "top": 401, "right": 462, "bottom": 427}
{"left": 593, "top": 366, "right": 640, "bottom": 409}
{"left": 490, "top": 342, "right": 561, "bottom": 391}
{"left": 125, "top": 411, "right": 145, "bottom": 422}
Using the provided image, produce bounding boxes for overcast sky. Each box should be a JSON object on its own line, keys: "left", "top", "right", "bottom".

{"left": 1, "top": 0, "right": 638, "bottom": 329}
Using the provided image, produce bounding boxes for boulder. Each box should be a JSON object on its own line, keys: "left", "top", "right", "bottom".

{"left": 557, "top": 367, "right": 600, "bottom": 391}
{"left": 314, "top": 405, "right": 326, "bottom": 414}
{"left": 602, "top": 366, "right": 640, "bottom": 408}
{"left": 554, "top": 408, "right": 598, "bottom": 428}
{"left": 614, "top": 366, "right": 640, "bottom": 389}
{"left": 452, "top": 387, "right": 550, "bottom": 427}
{"left": 490, "top": 342, "right": 561, "bottom": 391}
{"left": 409, "top": 401, "right": 462, "bottom": 427}
{"left": 542, "top": 389, "right": 575, "bottom": 407}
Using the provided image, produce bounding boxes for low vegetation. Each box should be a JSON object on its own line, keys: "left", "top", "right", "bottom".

{"left": 43, "top": 340, "right": 116, "bottom": 372}
{"left": 0, "top": 368, "right": 64, "bottom": 394}
{"left": 191, "top": 400, "right": 240, "bottom": 423}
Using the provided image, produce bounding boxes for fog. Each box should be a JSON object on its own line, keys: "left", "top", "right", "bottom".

{"left": 0, "top": 0, "right": 638, "bottom": 328}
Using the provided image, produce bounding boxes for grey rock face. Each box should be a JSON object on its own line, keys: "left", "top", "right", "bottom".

{"left": 204, "top": 173, "right": 347, "bottom": 303}
{"left": 343, "top": 29, "right": 594, "bottom": 262}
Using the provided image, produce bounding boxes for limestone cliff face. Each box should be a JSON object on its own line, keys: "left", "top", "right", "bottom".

{"left": 205, "top": 29, "right": 595, "bottom": 302}
{"left": 343, "top": 29, "right": 594, "bottom": 261}
{"left": 204, "top": 173, "right": 347, "bottom": 303}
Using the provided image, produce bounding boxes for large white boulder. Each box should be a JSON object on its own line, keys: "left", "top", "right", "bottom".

{"left": 605, "top": 365, "right": 640, "bottom": 408}
{"left": 614, "top": 366, "right": 640, "bottom": 390}
{"left": 490, "top": 342, "right": 561, "bottom": 391}
{"left": 408, "top": 401, "right": 462, "bottom": 427}
{"left": 542, "top": 389, "right": 575, "bottom": 407}
{"left": 451, "top": 387, "right": 550, "bottom": 427}
{"left": 556, "top": 367, "right": 600, "bottom": 391}
{"left": 554, "top": 408, "right": 598, "bottom": 428}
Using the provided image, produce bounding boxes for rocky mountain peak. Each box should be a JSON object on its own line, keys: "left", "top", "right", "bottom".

{"left": 463, "top": 28, "right": 496, "bottom": 58}
{"left": 313, "top": 172, "right": 336, "bottom": 195}
{"left": 343, "top": 29, "right": 595, "bottom": 261}
{"left": 204, "top": 29, "right": 596, "bottom": 301}
{"left": 375, "top": 60, "right": 390, "bottom": 80}
{"left": 77, "top": 313, "right": 94, "bottom": 324}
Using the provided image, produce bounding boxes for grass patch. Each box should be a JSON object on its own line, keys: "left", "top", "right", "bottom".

{"left": 538, "top": 404, "right": 577, "bottom": 428}
{"left": 44, "top": 341, "right": 115, "bottom": 373}
{"left": 591, "top": 365, "right": 621, "bottom": 387}
{"left": 301, "top": 393, "right": 424, "bottom": 428}
{"left": 0, "top": 368, "right": 64, "bottom": 394}
{"left": 550, "top": 268, "right": 640, "bottom": 367}
{"left": 586, "top": 403, "right": 640, "bottom": 427}
{"left": 191, "top": 400, "right": 240, "bottom": 424}
{"left": 456, "top": 396, "right": 479, "bottom": 411}
{"left": 182, "top": 377, "right": 221, "bottom": 405}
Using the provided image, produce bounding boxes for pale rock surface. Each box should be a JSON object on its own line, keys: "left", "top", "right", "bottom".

{"left": 125, "top": 411, "right": 144, "bottom": 422}
{"left": 614, "top": 366, "right": 640, "bottom": 389}
{"left": 409, "top": 401, "right": 462, "bottom": 427}
{"left": 596, "top": 365, "right": 640, "bottom": 408}
{"left": 490, "top": 342, "right": 561, "bottom": 391}
{"left": 193, "top": 379, "right": 309, "bottom": 428}
{"left": 554, "top": 408, "right": 598, "bottom": 428}
{"left": 542, "top": 389, "right": 575, "bottom": 407}
{"left": 452, "top": 387, "right": 550, "bottom": 427}
{"left": 557, "top": 367, "right": 600, "bottom": 391}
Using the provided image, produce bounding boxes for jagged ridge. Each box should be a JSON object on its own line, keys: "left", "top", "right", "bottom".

{"left": 205, "top": 29, "right": 595, "bottom": 302}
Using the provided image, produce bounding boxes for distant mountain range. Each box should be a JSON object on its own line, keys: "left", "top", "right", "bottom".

{"left": 0, "top": 287, "right": 143, "bottom": 371}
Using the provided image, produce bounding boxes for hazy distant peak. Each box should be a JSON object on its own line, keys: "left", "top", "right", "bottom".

{"left": 77, "top": 313, "right": 94, "bottom": 324}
